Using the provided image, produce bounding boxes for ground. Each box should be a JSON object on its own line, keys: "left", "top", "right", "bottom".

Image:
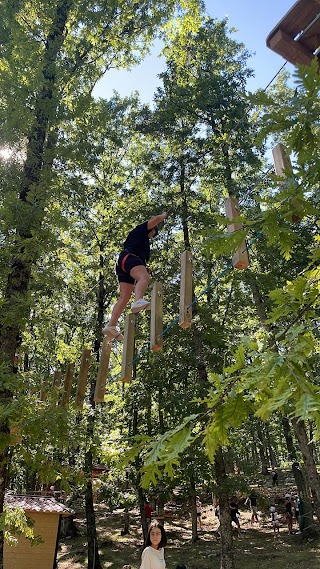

{"left": 57, "top": 501, "right": 320, "bottom": 569}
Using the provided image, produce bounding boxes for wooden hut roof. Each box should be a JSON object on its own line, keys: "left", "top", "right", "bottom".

{"left": 5, "top": 494, "right": 74, "bottom": 517}
{"left": 266, "top": 0, "right": 320, "bottom": 65}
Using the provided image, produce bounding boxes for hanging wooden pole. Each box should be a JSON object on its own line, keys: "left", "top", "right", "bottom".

{"left": 225, "top": 196, "right": 249, "bottom": 270}
{"left": 150, "top": 282, "right": 163, "bottom": 352}
{"left": 40, "top": 385, "right": 48, "bottom": 402}
{"left": 94, "top": 336, "right": 112, "bottom": 402}
{"left": 75, "top": 348, "right": 91, "bottom": 407}
{"left": 121, "top": 313, "right": 137, "bottom": 383}
{"left": 61, "top": 363, "right": 74, "bottom": 407}
{"left": 272, "top": 143, "right": 293, "bottom": 178}
{"left": 52, "top": 369, "right": 62, "bottom": 388}
{"left": 272, "top": 143, "right": 301, "bottom": 223}
{"left": 9, "top": 426, "right": 22, "bottom": 446}
{"left": 179, "top": 250, "right": 193, "bottom": 329}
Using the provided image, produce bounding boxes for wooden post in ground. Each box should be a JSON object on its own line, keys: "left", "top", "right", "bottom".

{"left": 179, "top": 250, "right": 193, "bottom": 329}
{"left": 94, "top": 336, "right": 113, "bottom": 402}
{"left": 150, "top": 282, "right": 163, "bottom": 352}
{"left": 121, "top": 313, "right": 137, "bottom": 383}
{"left": 61, "top": 363, "right": 74, "bottom": 407}
{"left": 75, "top": 348, "right": 91, "bottom": 407}
{"left": 225, "top": 196, "right": 249, "bottom": 270}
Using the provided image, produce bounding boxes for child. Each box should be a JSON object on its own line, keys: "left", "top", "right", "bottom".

{"left": 196, "top": 496, "right": 202, "bottom": 530}
{"left": 270, "top": 505, "right": 280, "bottom": 536}
{"left": 140, "top": 520, "right": 167, "bottom": 569}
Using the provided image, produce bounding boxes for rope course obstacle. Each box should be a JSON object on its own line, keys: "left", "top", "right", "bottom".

{"left": 36, "top": 141, "right": 295, "bottom": 408}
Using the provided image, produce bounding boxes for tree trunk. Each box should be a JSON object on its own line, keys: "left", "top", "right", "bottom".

{"left": 214, "top": 448, "right": 235, "bottom": 569}
{"left": 190, "top": 472, "right": 198, "bottom": 544}
{"left": 292, "top": 418, "right": 320, "bottom": 524}
{"left": 256, "top": 422, "right": 269, "bottom": 475}
{"left": 266, "top": 428, "right": 278, "bottom": 468}
{"left": 282, "top": 417, "right": 315, "bottom": 537}
{"left": 0, "top": 4, "right": 73, "bottom": 568}
{"left": 85, "top": 442, "right": 102, "bottom": 569}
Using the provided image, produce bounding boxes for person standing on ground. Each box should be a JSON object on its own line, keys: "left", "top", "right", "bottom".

{"left": 284, "top": 494, "right": 294, "bottom": 534}
{"left": 144, "top": 500, "right": 152, "bottom": 528}
{"left": 103, "top": 212, "right": 168, "bottom": 340}
{"left": 140, "top": 520, "right": 167, "bottom": 569}
{"left": 196, "top": 496, "right": 202, "bottom": 530}
{"left": 270, "top": 505, "right": 280, "bottom": 536}
{"left": 246, "top": 492, "right": 259, "bottom": 524}
{"left": 230, "top": 500, "right": 241, "bottom": 536}
{"left": 272, "top": 469, "right": 278, "bottom": 486}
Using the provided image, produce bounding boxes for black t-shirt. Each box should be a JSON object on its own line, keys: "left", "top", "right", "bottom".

{"left": 285, "top": 501, "right": 293, "bottom": 515}
{"left": 123, "top": 221, "right": 150, "bottom": 264}
{"left": 230, "top": 502, "right": 239, "bottom": 517}
{"left": 250, "top": 495, "right": 257, "bottom": 507}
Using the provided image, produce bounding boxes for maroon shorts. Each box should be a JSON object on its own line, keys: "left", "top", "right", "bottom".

{"left": 116, "top": 251, "right": 145, "bottom": 284}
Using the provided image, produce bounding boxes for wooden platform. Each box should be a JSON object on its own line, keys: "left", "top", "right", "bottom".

{"left": 266, "top": 0, "right": 320, "bottom": 66}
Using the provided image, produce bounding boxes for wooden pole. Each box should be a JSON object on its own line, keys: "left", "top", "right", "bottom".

{"left": 9, "top": 426, "right": 22, "bottom": 446}
{"left": 94, "top": 336, "right": 112, "bottom": 402}
{"left": 150, "top": 282, "right": 163, "bottom": 352}
{"left": 52, "top": 370, "right": 62, "bottom": 388}
{"left": 272, "top": 143, "right": 293, "bottom": 178}
{"left": 61, "top": 363, "right": 74, "bottom": 407}
{"left": 121, "top": 313, "right": 137, "bottom": 383}
{"left": 225, "top": 196, "right": 249, "bottom": 270}
{"left": 75, "top": 348, "right": 91, "bottom": 407}
{"left": 179, "top": 250, "right": 193, "bottom": 329}
{"left": 40, "top": 387, "right": 48, "bottom": 402}
{"left": 272, "top": 143, "right": 301, "bottom": 222}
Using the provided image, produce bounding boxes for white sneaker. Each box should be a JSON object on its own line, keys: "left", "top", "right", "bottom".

{"left": 131, "top": 298, "right": 150, "bottom": 313}
{"left": 102, "top": 324, "right": 123, "bottom": 341}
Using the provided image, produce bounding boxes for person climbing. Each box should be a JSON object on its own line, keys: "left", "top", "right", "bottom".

{"left": 103, "top": 212, "right": 168, "bottom": 340}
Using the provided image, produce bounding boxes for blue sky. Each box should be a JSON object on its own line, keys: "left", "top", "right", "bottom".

{"left": 93, "top": 0, "right": 295, "bottom": 102}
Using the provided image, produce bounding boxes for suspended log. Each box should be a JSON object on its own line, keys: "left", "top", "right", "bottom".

{"left": 94, "top": 336, "right": 112, "bottom": 402}
{"left": 121, "top": 313, "right": 137, "bottom": 383}
{"left": 61, "top": 363, "right": 74, "bottom": 407}
{"left": 9, "top": 426, "right": 22, "bottom": 446}
{"left": 272, "top": 143, "right": 293, "bottom": 178}
{"left": 75, "top": 348, "right": 91, "bottom": 407}
{"left": 179, "top": 250, "right": 193, "bottom": 329}
{"left": 272, "top": 143, "right": 301, "bottom": 223}
{"left": 53, "top": 369, "right": 62, "bottom": 388}
{"left": 40, "top": 388, "right": 48, "bottom": 402}
{"left": 150, "top": 282, "right": 163, "bottom": 352}
{"left": 225, "top": 196, "right": 249, "bottom": 270}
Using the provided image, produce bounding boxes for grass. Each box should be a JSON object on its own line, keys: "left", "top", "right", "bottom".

{"left": 57, "top": 503, "right": 320, "bottom": 569}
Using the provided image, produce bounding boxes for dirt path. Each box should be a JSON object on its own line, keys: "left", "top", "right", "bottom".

{"left": 57, "top": 503, "right": 320, "bottom": 569}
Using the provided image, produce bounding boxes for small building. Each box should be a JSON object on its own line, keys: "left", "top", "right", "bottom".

{"left": 266, "top": 0, "right": 320, "bottom": 66}
{"left": 92, "top": 463, "right": 109, "bottom": 479}
{"left": 4, "top": 494, "right": 74, "bottom": 569}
